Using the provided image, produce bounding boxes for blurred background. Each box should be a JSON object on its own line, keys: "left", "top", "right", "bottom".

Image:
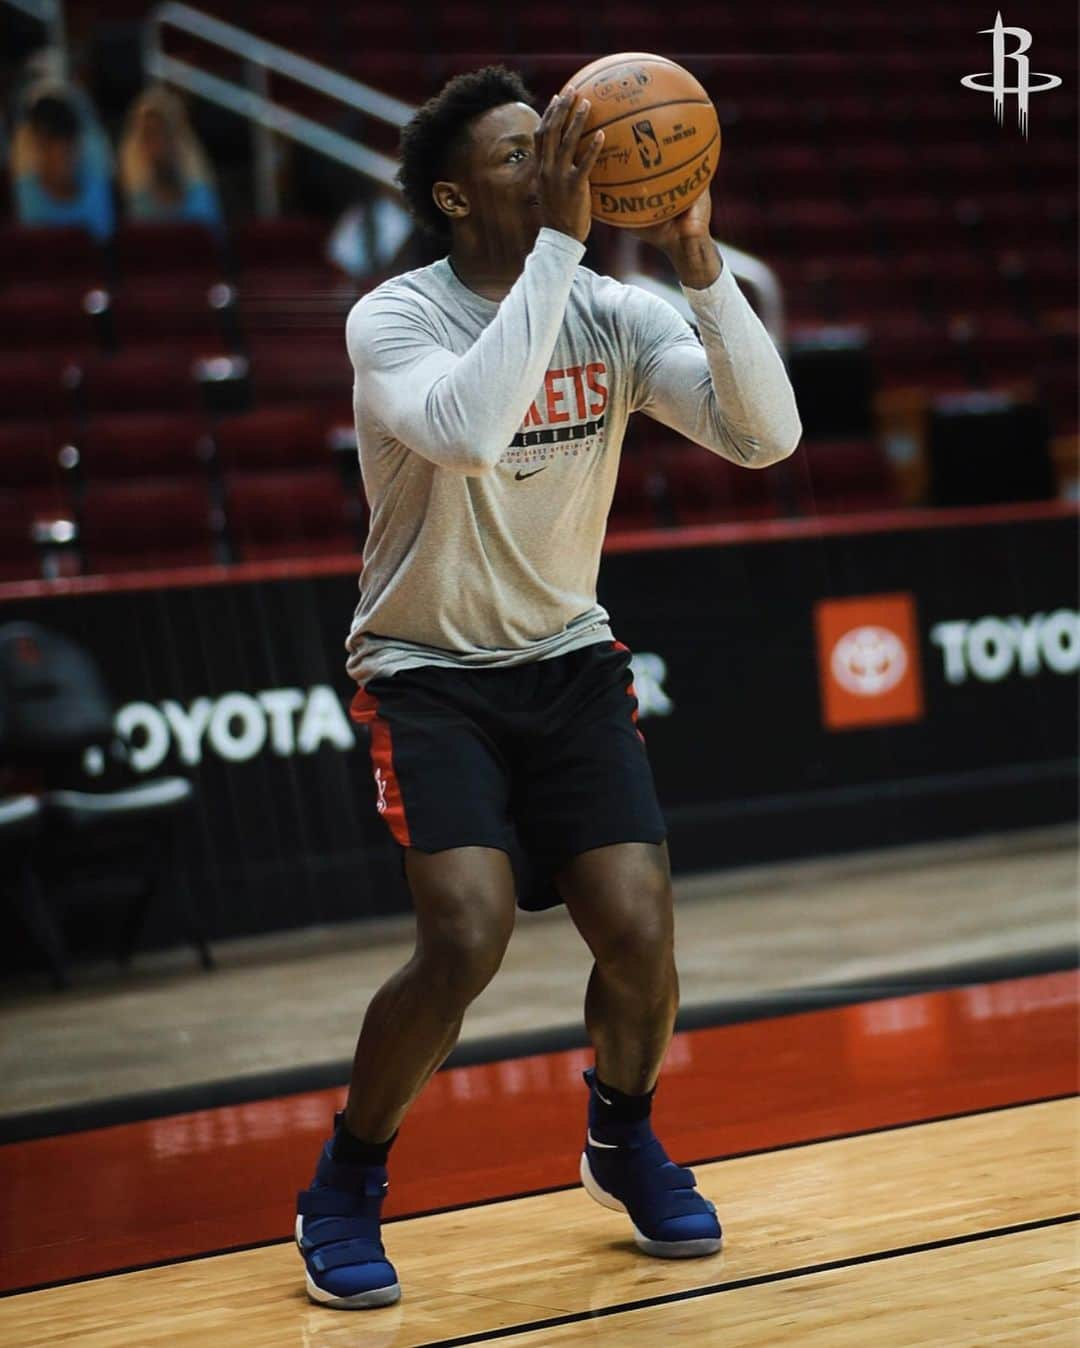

{"left": 0, "top": 0, "right": 1075, "bottom": 1126}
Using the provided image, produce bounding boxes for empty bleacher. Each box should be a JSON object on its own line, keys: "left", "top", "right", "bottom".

{"left": 1, "top": 0, "right": 1075, "bottom": 579}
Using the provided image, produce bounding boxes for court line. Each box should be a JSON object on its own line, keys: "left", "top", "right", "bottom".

{"left": 1, "top": 1090, "right": 1072, "bottom": 1300}
{"left": 2, "top": 946, "right": 1074, "bottom": 1144}
{"left": 413, "top": 1212, "right": 1080, "bottom": 1348}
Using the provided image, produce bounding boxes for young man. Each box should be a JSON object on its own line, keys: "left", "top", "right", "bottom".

{"left": 297, "top": 67, "right": 801, "bottom": 1310}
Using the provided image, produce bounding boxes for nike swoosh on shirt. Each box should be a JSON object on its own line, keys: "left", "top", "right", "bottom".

{"left": 514, "top": 466, "right": 547, "bottom": 481}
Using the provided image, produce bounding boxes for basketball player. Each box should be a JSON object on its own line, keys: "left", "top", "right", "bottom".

{"left": 297, "top": 67, "right": 801, "bottom": 1308}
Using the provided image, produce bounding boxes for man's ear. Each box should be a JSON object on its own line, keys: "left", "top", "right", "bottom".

{"left": 433, "top": 180, "right": 469, "bottom": 223}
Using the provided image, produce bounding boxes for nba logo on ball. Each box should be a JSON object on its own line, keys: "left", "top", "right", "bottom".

{"left": 563, "top": 53, "right": 721, "bottom": 227}
{"left": 814, "top": 594, "right": 925, "bottom": 730}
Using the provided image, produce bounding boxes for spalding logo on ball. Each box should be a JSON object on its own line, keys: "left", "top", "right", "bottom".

{"left": 561, "top": 53, "right": 721, "bottom": 228}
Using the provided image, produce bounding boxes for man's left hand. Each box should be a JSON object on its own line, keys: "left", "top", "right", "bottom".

{"left": 628, "top": 189, "right": 721, "bottom": 290}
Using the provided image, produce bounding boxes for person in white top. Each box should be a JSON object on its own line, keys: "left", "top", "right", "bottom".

{"left": 297, "top": 65, "right": 801, "bottom": 1311}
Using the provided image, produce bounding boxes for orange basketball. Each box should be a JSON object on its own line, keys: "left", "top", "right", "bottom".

{"left": 561, "top": 52, "right": 721, "bottom": 229}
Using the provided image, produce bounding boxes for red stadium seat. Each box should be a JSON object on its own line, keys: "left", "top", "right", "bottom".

{"left": 248, "top": 338, "right": 353, "bottom": 412}
{"left": 430, "top": 2, "right": 503, "bottom": 50}
{"left": 232, "top": 218, "right": 331, "bottom": 274}
{"left": 341, "top": 6, "right": 423, "bottom": 44}
{"left": 787, "top": 258, "right": 911, "bottom": 326}
{"left": 0, "top": 225, "right": 104, "bottom": 290}
{"left": 79, "top": 479, "right": 222, "bottom": 574}
{"left": 955, "top": 193, "right": 1076, "bottom": 250}
{"left": 1008, "top": 251, "right": 1075, "bottom": 312}
{"left": 793, "top": 438, "right": 901, "bottom": 516}
{"left": 231, "top": 218, "right": 351, "bottom": 340}
{"left": 867, "top": 317, "right": 973, "bottom": 392}
{"left": 343, "top": 50, "right": 426, "bottom": 101}
{"left": 916, "top": 144, "right": 999, "bottom": 199}
{"left": 97, "top": 281, "right": 234, "bottom": 352}
{"left": 225, "top": 467, "right": 363, "bottom": 561}
{"left": 893, "top": 252, "right": 1014, "bottom": 320}
{"left": 839, "top": 144, "right": 926, "bottom": 196}
{"left": 0, "top": 420, "right": 69, "bottom": 492}
{"left": 214, "top": 405, "right": 334, "bottom": 471}
{"left": 716, "top": 99, "right": 793, "bottom": 151}
{"left": 71, "top": 349, "right": 210, "bottom": 416}
{"left": 73, "top": 412, "right": 212, "bottom": 481}
{"left": 772, "top": 202, "right": 874, "bottom": 258}
{"left": 0, "top": 352, "right": 73, "bottom": 421}
{"left": 246, "top": 3, "right": 325, "bottom": 51}
{"left": 866, "top": 198, "right": 955, "bottom": 252}
{"left": 114, "top": 222, "right": 226, "bottom": 283}
{"left": 237, "top": 279, "right": 354, "bottom": 342}
{"left": 511, "top": 11, "right": 585, "bottom": 51}
{"left": 0, "top": 283, "right": 99, "bottom": 352}
{"left": 955, "top": 316, "right": 1052, "bottom": 385}
{"left": 659, "top": 444, "right": 780, "bottom": 525}
{"left": 753, "top": 147, "right": 839, "bottom": 200}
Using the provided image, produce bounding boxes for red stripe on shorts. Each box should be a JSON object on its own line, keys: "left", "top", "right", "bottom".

{"left": 612, "top": 640, "right": 646, "bottom": 744}
{"left": 349, "top": 687, "right": 412, "bottom": 847}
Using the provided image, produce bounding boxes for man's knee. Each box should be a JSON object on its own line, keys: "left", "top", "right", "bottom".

{"left": 407, "top": 850, "right": 515, "bottom": 1003}
{"left": 583, "top": 864, "right": 674, "bottom": 979}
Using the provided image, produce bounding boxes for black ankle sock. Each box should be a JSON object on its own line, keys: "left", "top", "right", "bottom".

{"left": 592, "top": 1073, "right": 656, "bottom": 1124}
{"left": 331, "top": 1117, "right": 398, "bottom": 1166}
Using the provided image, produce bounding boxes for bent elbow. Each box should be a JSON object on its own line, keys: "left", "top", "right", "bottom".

{"left": 433, "top": 440, "right": 502, "bottom": 477}
{"left": 757, "top": 434, "right": 801, "bottom": 467}
{"left": 748, "top": 413, "right": 802, "bottom": 468}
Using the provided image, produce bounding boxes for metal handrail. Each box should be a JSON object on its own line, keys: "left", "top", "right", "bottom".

{"left": 142, "top": 4, "right": 786, "bottom": 344}
{"left": 1, "top": 0, "right": 67, "bottom": 75}
{"left": 144, "top": 2, "right": 410, "bottom": 214}
{"left": 615, "top": 234, "right": 786, "bottom": 350}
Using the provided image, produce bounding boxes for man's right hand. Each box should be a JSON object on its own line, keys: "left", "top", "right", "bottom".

{"left": 535, "top": 94, "right": 604, "bottom": 244}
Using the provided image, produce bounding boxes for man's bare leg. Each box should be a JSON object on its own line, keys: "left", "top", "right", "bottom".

{"left": 556, "top": 840, "right": 678, "bottom": 1096}
{"left": 342, "top": 845, "right": 517, "bottom": 1144}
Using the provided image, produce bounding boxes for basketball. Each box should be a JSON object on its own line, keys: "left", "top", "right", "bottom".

{"left": 560, "top": 52, "right": 721, "bottom": 229}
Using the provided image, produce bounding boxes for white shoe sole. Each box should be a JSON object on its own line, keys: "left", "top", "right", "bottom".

{"left": 579, "top": 1151, "right": 723, "bottom": 1259}
{"left": 296, "top": 1215, "right": 402, "bottom": 1308}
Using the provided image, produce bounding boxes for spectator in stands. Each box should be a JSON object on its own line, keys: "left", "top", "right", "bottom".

{"left": 13, "top": 48, "right": 113, "bottom": 168}
{"left": 119, "top": 86, "right": 223, "bottom": 231}
{"left": 326, "top": 178, "right": 415, "bottom": 282}
{"left": 11, "top": 87, "right": 115, "bottom": 240}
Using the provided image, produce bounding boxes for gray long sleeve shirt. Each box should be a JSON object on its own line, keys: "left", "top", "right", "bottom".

{"left": 344, "top": 227, "right": 801, "bottom": 685}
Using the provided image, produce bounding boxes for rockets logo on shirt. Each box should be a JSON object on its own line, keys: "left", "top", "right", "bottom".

{"left": 501, "top": 362, "right": 609, "bottom": 468}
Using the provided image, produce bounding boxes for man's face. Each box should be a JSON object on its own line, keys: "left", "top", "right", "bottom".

{"left": 443, "top": 102, "right": 544, "bottom": 260}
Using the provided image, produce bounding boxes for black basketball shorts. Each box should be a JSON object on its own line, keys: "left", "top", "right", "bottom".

{"left": 349, "top": 639, "right": 667, "bottom": 907}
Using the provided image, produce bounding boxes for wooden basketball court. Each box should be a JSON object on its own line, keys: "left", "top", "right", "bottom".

{"left": 1, "top": 966, "right": 1076, "bottom": 1344}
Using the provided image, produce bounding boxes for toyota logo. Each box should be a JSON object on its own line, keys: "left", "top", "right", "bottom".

{"left": 830, "top": 626, "right": 908, "bottom": 697}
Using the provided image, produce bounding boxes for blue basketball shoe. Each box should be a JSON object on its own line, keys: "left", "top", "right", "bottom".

{"left": 296, "top": 1114, "right": 401, "bottom": 1309}
{"left": 579, "top": 1067, "right": 723, "bottom": 1258}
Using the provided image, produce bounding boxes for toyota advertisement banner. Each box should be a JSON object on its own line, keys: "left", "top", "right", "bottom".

{"left": 1, "top": 507, "right": 1076, "bottom": 953}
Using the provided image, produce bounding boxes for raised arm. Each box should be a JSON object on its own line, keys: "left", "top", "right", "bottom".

{"left": 347, "top": 228, "right": 584, "bottom": 476}
{"left": 629, "top": 190, "right": 802, "bottom": 468}
{"left": 347, "top": 92, "right": 604, "bottom": 477}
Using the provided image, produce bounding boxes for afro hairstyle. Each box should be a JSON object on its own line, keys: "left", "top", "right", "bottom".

{"left": 396, "top": 65, "right": 536, "bottom": 240}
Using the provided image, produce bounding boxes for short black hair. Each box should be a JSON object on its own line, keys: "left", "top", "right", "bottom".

{"left": 397, "top": 65, "right": 535, "bottom": 240}
{"left": 26, "top": 93, "right": 80, "bottom": 142}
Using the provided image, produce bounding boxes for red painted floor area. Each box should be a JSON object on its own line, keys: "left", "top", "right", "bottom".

{"left": 1, "top": 969, "right": 1076, "bottom": 1293}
